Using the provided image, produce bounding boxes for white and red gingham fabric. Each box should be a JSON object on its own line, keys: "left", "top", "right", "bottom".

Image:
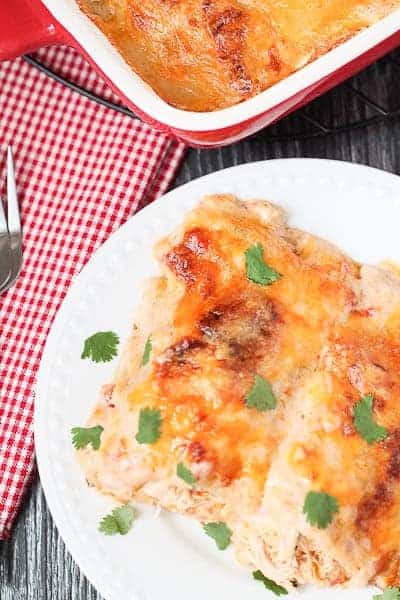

{"left": 0, "top": 46, "right": 186, "bottom": 540}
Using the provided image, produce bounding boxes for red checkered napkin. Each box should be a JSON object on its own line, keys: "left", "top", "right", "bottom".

{"left": 0, "top": 46, "right": 186, "bottom": 539}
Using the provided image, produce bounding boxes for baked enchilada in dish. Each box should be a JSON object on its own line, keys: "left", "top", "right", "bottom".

{"left": 77, "top": 0, "right": 400, "bottom": 111}
{"left": 76, "top": 195, "right": 400, "bottom": 593}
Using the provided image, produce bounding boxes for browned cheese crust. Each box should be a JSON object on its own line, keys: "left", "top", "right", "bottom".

{"left": 77, "top": 0, "right": 399, "bottom": 110}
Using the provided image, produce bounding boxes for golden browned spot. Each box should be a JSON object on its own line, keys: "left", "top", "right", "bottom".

{"left": 199, "top": 294, "right": 282, "bottom": 369}
{"left": 189, "top": 440, "right": 206, "bottom": 461}
{"left": 375, "top": 552, "right": 400, "bottom": 586}
{"left": 350, "top": 308, "right": 376, "bottom": 318}
{"left": 356, "top": 484, "right": 390, "bottom": 533}
{"left": 190, "top": 437, "right": 243, "bottom": 484}
{"left": 329, "top": 326, "right": 400, "bottom": 420}
{"left": 165, "top": 228, "right": 219, "bottom": 297}
{"left": 387, "top": 431, "right": 400, "bottom": 480}
{"left": 130, "top": 11, "right": 154, "bottom": 31}
{"left": 202, "top": 0, "right": 252, "bottom": 95}
{"left": 268, "top": 47, "right": 281, "bottom": 74}
{"left": 156, "top": 337, "right": 205, "bottom": 379}
{"left": 164, "top": 337, "right": 206, "bottom": 361}
{"left": 217, "top": 454, "right": 243, "bottom": 485}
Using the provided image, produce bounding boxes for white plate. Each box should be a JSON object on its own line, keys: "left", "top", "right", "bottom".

{"left": 35, "top": 159, "right": 400, "bottom": 600}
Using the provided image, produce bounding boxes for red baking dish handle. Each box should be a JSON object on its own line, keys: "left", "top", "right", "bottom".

{"left": 0, "top": 0, "right": 69, "bottom": 62}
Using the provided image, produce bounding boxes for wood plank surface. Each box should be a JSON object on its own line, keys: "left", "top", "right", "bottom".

{"left": 1, "top": 50, "right": 400, "bottom": 600}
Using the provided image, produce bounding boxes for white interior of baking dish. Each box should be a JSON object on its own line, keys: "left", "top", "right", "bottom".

{"left": 42, "top": 0, "right": 400, "bottom": 131}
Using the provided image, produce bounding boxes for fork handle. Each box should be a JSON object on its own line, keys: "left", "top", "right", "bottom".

{"left": 0, "top": 231, "right": 12, "bottom": 293}
{"left": 0, "top": 0, "right": 69, "bottom": 62}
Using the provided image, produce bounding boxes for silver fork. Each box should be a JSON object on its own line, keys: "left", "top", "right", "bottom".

{"left": 0, "top": 147, "right": 22, "bottom": 294}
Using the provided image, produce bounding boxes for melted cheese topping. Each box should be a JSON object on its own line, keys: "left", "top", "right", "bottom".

{"left": 77, "top": 0, "right": 399, "bottom": 110}
{"left": 78, "top": 195, "right": 400, "bottom": 590}
{"left": 121, "top": 200, "right": 354, "bottom": 490}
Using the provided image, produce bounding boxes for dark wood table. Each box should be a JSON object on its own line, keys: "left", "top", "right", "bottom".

{"left": 1, "top": 51, "right": 400, "bottom": 599}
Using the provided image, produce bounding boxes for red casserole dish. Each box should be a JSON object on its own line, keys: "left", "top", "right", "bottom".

{"left": 1, "top": 0, "right": 400, "bottom": 148}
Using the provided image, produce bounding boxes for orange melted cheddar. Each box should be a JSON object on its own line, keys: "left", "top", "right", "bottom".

{"left": 125, "top": 204, "right": 356, "bottom": 489}
{"left": 77, "top": 0, "right": 399, "bottom": 110}
{"left": 78, "top": 195, "right": 400, "bottom": 590}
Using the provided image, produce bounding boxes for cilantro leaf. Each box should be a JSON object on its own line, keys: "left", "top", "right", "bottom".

{"left": 245, "top": 375, "right": 277, "bottom": 411}
{"left": 253, "top": 570, "right": 288, "bottom": 596}
{"left": 135, "top": 407, "right": 162, "bottom": 444}
{"left": 177, "top": 462, "right": 196, "bottom": 486}
{"left": 71, "top": 425, "right": 104, "bottom": 450}
{"left": 141, "top": 336, "right": 152, "bottom": 366}
{"left": 373, "top": 588, "right": 400, "bottom": 600}
{"left": 81, "top": 331, "right": 119, "bottom": 363}
{"left": 353, "top": 394, "right": 388, "bottom": 445}
{"left": 99, "top": 504, "right": 137, "bottom": 535}
{"left": 245, "top": 244, "right": 281, "bottom": 286}
{"left": 303, "top": 491, "right": 339, "bottom": 529}
{"left": 203, "top": 522, "right": 232, "bottom": 550}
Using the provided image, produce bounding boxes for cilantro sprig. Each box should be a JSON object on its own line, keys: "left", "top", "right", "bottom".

{"left": 99, "top": 504, "right": 137, "bottom": 536}
{"left": 135, "top": 407, "right": 162, "bottom": 444}
{"left": 245, "top": 244, "right": 281, "bottom": 286}
{"left": 81, "top": 331, "right": 119, "bottom": 363}
{"left": 373, "top": 589, "right": 400, "bottom": 600}
{"left": 245, "top": 375, "right": 277, "bottom": 411}
{"left": 203, "top": 522, "right": 232, "bottom": 550}
{"left": 177, "top": 462, "right": 196, "bottom": 487}
{"left": 141, "top": 336, "right": 152, "bottom": 366}
{"left": 71, "top": 425, "right": 104, "bottom": 450}
{"left": 353, "top": 394, "right": 388, "bottom": 445}
{"left": 253, "top": 570, "right": 288, "bottom": 596}
{"left": 303, "top": 491, "right": 339, "bottom": 529}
